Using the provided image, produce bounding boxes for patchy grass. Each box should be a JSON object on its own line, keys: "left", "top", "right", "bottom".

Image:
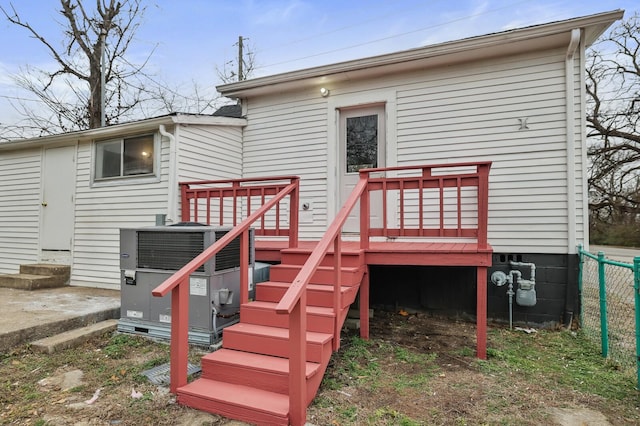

{"left": 2, "top": 312, "right": 640, "bottom": 425}
{"left": 307, "top": 311, "right": 640, "bottom": 425}
{"left": 481, "top": 328, "right": 633, "bottom": 401}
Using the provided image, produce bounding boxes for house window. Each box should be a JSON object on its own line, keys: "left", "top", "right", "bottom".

{"left": 95, "top": 135, "right": 155, "bottom": 180}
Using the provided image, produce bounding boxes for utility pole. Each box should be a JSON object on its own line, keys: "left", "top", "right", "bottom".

{"left": 100, "top": 27, "right": 106, "bottom": 127}
{"left": 238, "top": 35, "right": 244, "bottom": 82}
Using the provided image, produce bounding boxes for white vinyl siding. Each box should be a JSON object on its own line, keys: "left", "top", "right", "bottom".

{"left": 71, "top": 136, "right": 170, "bottom": 289}
{"left": 177, "top": 124, "right": 242, "bottom": 182}
{"left": 0, "top": 148, "right": 41, "bottom": 273}
{"left": 241, "top": 47, "right": 585, "bottom": 253}
{"left": 243, "top": 95, "right": 328, "bottom": 238}
{"left": 176, "top": 124, "right": 243, "bottom": 226}
{"left": 395, "top": 48, "right": 578, "bottom": 253}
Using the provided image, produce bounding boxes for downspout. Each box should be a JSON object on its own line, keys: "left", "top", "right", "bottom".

{"left": 159, "top": 124, "right": 178, "bottom": 223}
{"left": 563, "top": 28, "right": 581, "bottom": 328}
{"left": 565, "top": 28, "right": 581, "bottom": 255}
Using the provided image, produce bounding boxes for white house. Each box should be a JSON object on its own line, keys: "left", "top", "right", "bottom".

{"left": 0, "top": 113, "right": 245, "bottom": 288}
{"left": 0, "top": 10, "right": 623, "bottom": 325}
{"left": 214, "top": 10, "right": 623, "bottom": 325}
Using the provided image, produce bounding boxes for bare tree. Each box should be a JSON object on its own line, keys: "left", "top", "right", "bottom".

{"left": 586, "top": 13, "right": 640, "bottom": 245}
{"left": 0, "top": 0, "right": 152, "bottom": 133}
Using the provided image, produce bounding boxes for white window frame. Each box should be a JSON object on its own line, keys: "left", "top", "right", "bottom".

{"left": 92, "top": 133, "right": 160, "bottom": 186}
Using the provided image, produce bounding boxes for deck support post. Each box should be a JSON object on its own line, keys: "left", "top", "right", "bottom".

{"left": 180, "top": 184, "right": 190, "bottom": 222}
{"left": 359, "top": 266, "right": 370, "bottom": 340}
{"left": 240, "top": 230, "right": 249, "bottom": 304}
{"left": 169, "top": 279, "right": 190, "bottom": 393}
{"left": 476, "top": 266, "right": 487, "bottom": 359}
{"left": 289, "top": 291, "right": 307, "bottom": 426}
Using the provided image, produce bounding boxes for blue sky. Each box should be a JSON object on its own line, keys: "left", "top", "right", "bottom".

{"left": 0, "top": 0, "right": 635, "bottom": 127}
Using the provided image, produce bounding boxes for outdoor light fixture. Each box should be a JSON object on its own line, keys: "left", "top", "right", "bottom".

{"left": 320, "top": 87, "right": 330, "bottom": 97}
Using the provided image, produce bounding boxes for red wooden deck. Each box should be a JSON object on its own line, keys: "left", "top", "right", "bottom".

{"left": 256, "top": 239, "right": 492, "bottom": 266}
{"left": 154, "top": 162, "right": 492, "bottom": 425}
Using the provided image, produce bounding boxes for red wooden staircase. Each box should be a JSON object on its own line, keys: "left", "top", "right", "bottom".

{"left": 152, "top": 162, "right": 492, "bottom": 425}
{"left": 177, "top": 247, "right": 364, "bottom": 424}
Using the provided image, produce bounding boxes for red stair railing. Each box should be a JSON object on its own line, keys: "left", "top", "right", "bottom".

{"left": 276, "top": 176, "right": 369, "bottom": 426}
{"left": 152, "top": 177, "right": 299, "bottom": 393}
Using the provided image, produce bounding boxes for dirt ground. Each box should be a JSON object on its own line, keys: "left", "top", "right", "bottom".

{"left": 307, "top": 310, "right": 638, "bottom": 425}
{"left": 2, "top": 310, "right": 638, "bottom": 425}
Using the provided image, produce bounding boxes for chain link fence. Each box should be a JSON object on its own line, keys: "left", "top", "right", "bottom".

{"left": 579, "top": 246, "right": 640, "bottom": 388}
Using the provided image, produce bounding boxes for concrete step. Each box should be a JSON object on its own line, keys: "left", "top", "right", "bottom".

{"left": 0, "top": 273, "right": 63, "bottom": 290}
{"left": 31, "top": 319, "right": 118, "bottom": 354}
{"left": 20, "top": 263, "right": 70, "bottom": 280}
{"left": 0, "top": 287, "right": 120, "bottom": 352}
{"left": 0, "top": 264, "right": 70, "bottom": 290}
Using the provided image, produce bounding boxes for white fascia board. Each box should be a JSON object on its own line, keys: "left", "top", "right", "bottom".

{"left": 0, "top": 114, "right": 246, "bottom": 151}
{"left": 218, "top": 10, "right": 623, "bottom": 99}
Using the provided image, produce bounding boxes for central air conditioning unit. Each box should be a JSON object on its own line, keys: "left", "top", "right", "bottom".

{"left": 117, "top": 224, "right": 255, "bottom": 346}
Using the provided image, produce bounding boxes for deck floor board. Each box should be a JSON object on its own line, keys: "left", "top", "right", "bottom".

{"left": 256, "top": 239, "right": 492, "bottom": 266}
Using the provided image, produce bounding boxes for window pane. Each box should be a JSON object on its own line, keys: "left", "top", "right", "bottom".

{"left": 123, "top": 135, "right": 154, "bottom": 176}
{"left": 346, "top": 114, "right": 378, "bottom": 173}
{"left": 96, "top": 140, "right": 122, "bottom": 178}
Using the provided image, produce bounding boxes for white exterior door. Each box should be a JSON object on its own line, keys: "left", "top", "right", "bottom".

{"left": 41, "top": 146, "right": 76, "bottom": 250}
{"left": 339, "top": 105, "right": 386, "bottom": 233}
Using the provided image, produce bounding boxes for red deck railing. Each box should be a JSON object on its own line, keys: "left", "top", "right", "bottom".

{"left": 151, "top": 177, "right": 299, "bottom": 393}
{"left": 180, "top": 176, "right": 300, "bottom": 237}
{"left": 359, "top": 161, "right": 491, "bottom": 249}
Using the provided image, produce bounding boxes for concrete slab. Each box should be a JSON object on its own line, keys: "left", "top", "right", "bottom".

{"left": 31, "top": 319, "right": 119, "bottom": 354}
{"left": 0, "top": 286, "right": 120, "bottom": 353}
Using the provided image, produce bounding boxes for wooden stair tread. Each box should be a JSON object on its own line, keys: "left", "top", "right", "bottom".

{"left": 280, "top": 247, "right": 363, "bottom": 256}
{"left": 245, "top": 300, "right": 335, "bottom": 317}
{"left": 257, "top": 280, "right": 354, "bottom": 293}
{"left": 179, "top": 378, "right": 289, "bottom": 416}
{"left": 255, "top": 280, "right": 359, "bottom": 309}
{"left": 224, "top": 323, "right": 333, "bottom": 344}
{"left": 271, "top": 264, "right": 362, "bottom": 273}
{"left": 203, "top": 348, "right": 320, "bottom": 378}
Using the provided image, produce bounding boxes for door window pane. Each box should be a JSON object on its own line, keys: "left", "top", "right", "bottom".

{"left": 346, "top": 114, "right": 378, "bottom": 173}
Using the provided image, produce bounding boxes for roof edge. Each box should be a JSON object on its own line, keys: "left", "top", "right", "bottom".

{"left": 0, "top": 113, "right": 246, "bottom": 150}
{"left": 218, "top": 10, "right": 623, "bottom": 98}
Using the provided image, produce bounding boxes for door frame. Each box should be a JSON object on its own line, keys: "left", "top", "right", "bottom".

{"left": 326, "top": 90, "right": 398, "bottom": 231}
{"left": 39, "top": 144, "right": 77, "bottom": 254}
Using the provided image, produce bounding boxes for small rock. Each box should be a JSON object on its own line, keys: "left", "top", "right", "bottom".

{"left": 38, "top": 369, "right": 84, "bottom": 392}
{"left": 547, "top": 407, "right": 612, "bottom": 426}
